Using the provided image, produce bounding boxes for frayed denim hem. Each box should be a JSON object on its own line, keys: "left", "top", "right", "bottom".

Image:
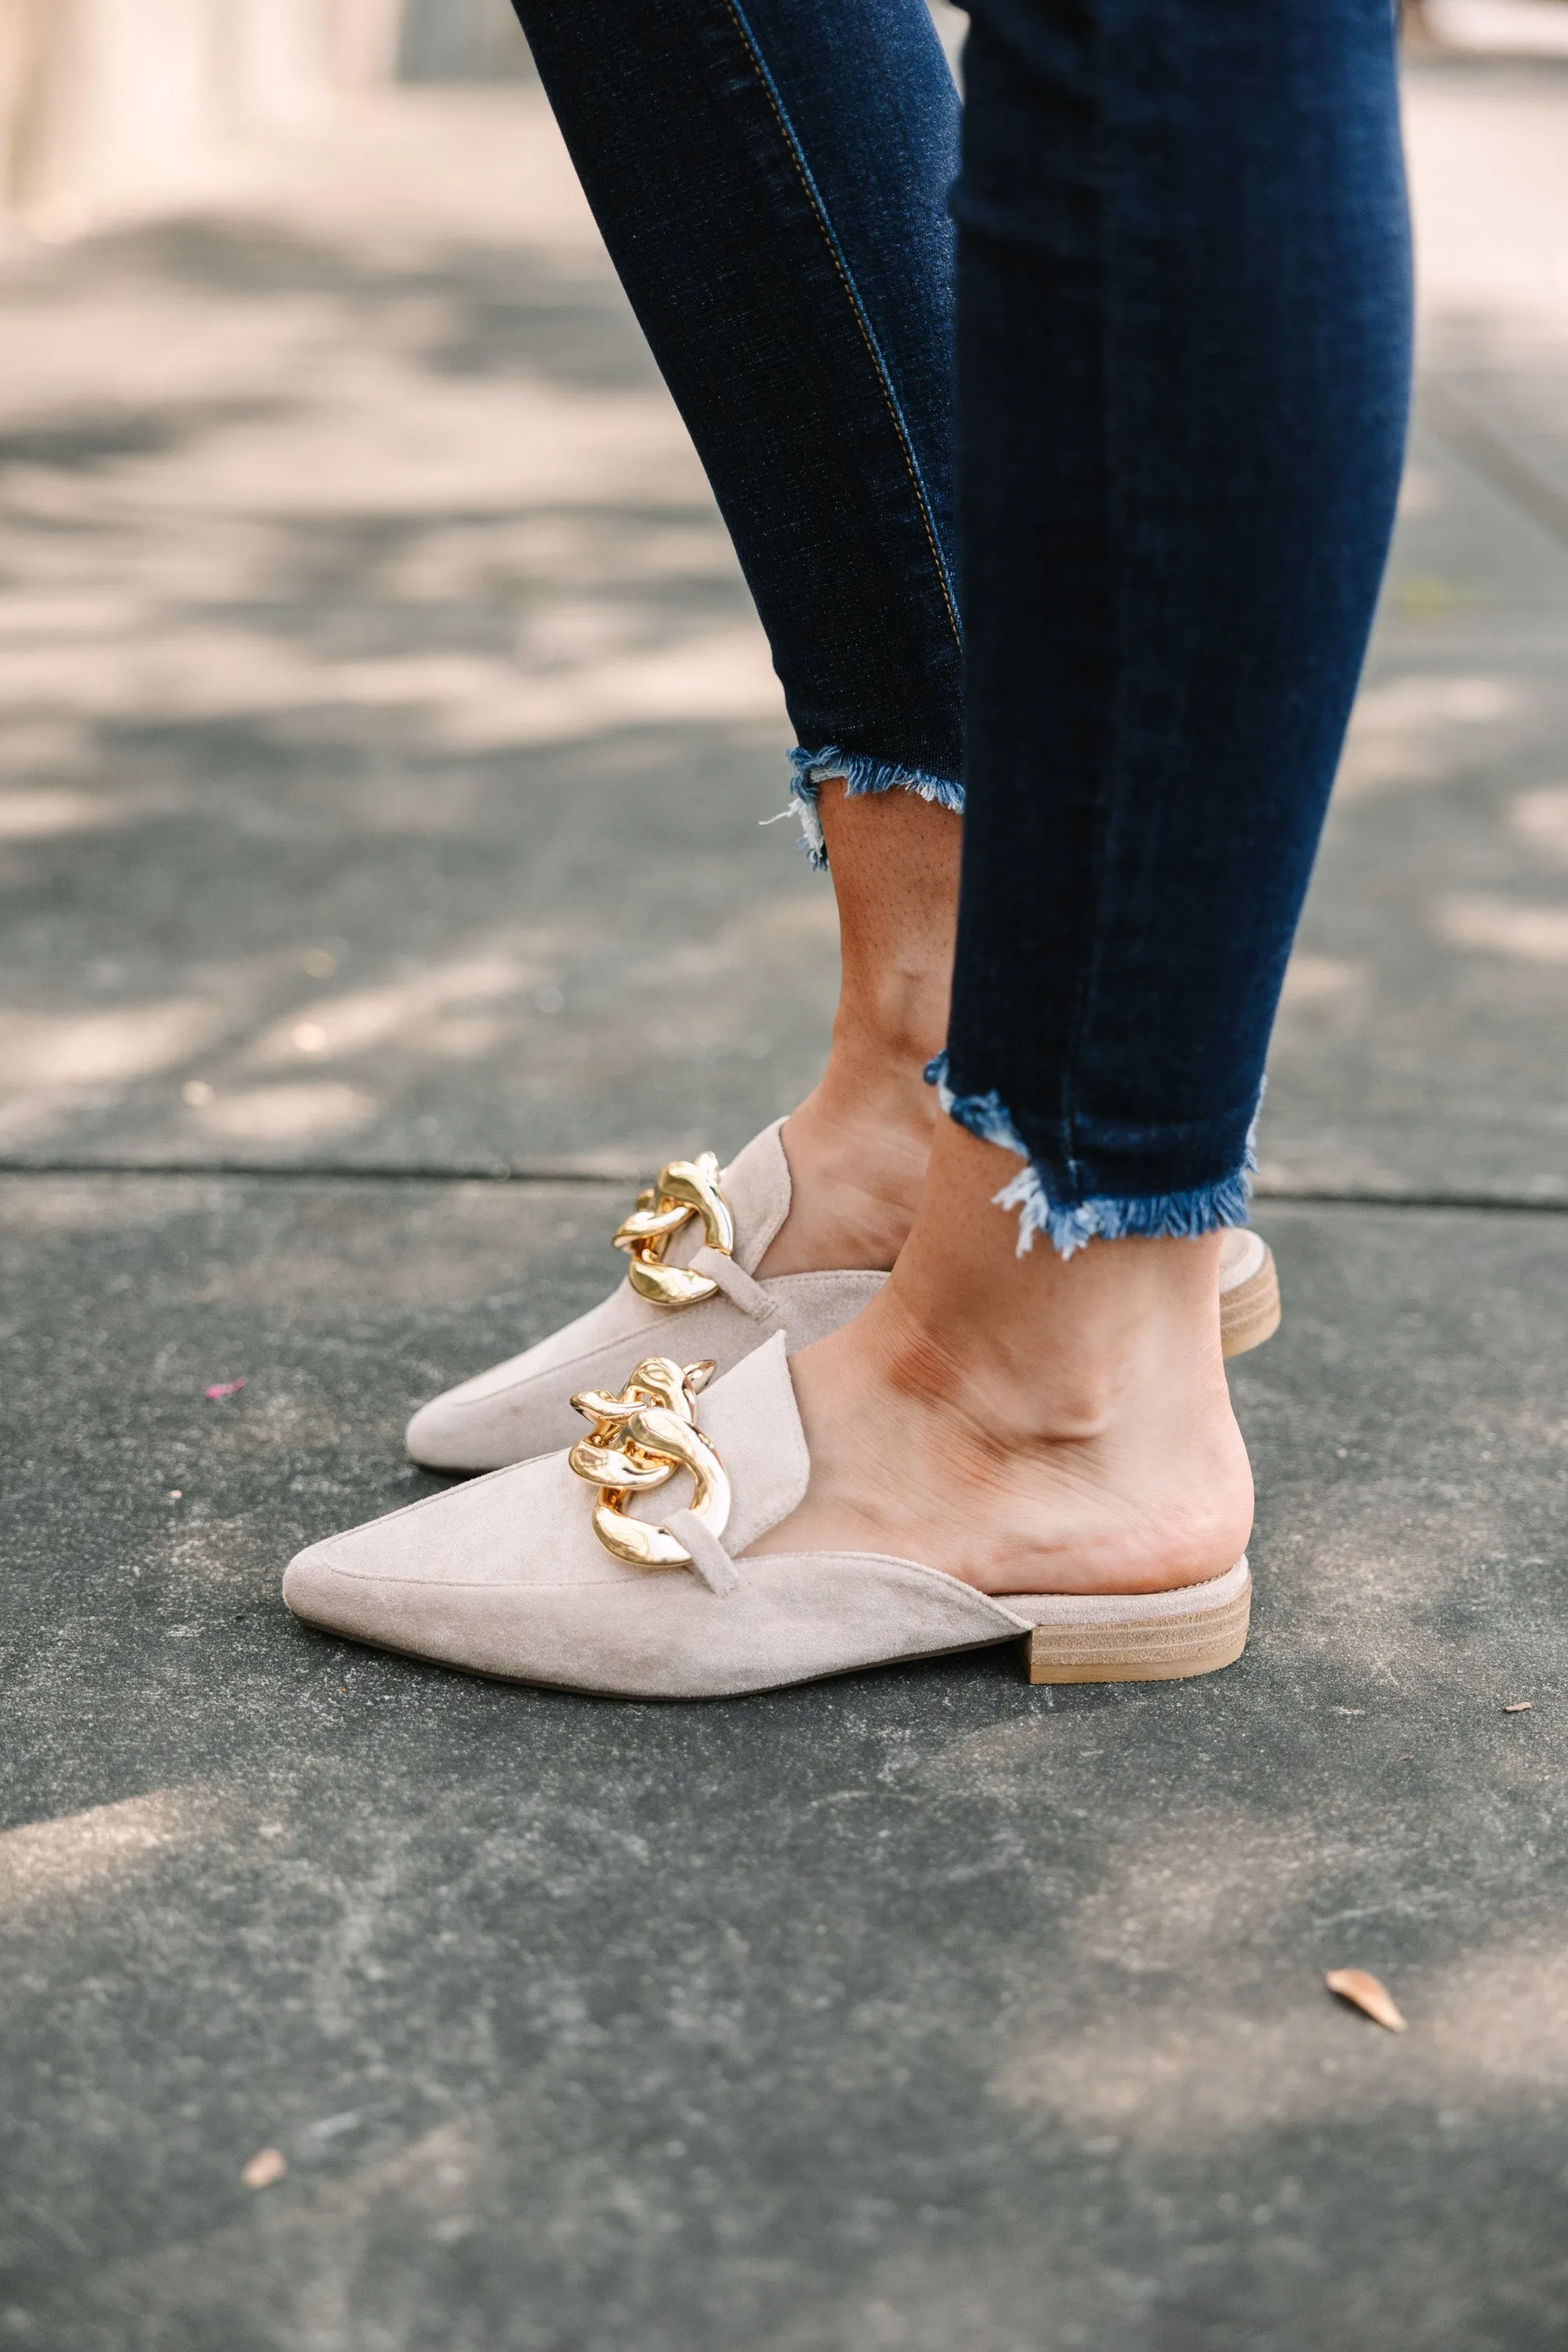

{"left": 924, "top": 1050, "right": 1260, "bottom": 1261}
{"left": 785, "top": 745, "right": 965, "bottom": 869}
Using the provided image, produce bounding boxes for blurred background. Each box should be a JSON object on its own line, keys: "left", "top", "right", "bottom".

{"left": 0, "top": 2, "right": 532, "bottom": 234}
{"left": 2, "top": 0, "right": 1566, "bottom": 236}
{"left": 1, "top": 0, "right": 1565, "bottom": 1191}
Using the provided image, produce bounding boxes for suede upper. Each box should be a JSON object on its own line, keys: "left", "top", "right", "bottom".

{"left": 292, "top": 1335, "right": 1030, "bottom": 1697}
{"left": 405, "top": 1124, "right": 1273, "bottom": 1476}
{"left": 405, "top": 1120, "right": 884, "bottom": 1473}
{"left": 287, "top": 1334, "right": 1250, "bottom": 1700}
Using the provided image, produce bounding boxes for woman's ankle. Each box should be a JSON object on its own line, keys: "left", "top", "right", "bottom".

{"left": 888, "top": 1218, "right": 1231, "bottom": 1446}
{"left": 755, "top": 774, "right": 958, "bottom": 1278}
{"left": 760, "top": 1291, "right": 1253, "bottom": 1595}
{"left": 752, "top": 1120, "right": 1254, "bottom": 1592}
{"left": 756, "top": 1070, "right": 937, "bottom": 1276}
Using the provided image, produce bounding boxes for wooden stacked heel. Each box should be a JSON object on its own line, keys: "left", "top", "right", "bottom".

{"left": 1010, "top": 1560, "right": 1254, "bottom": 1686}
{"left": 1219, "top": 1237, "right": 1281, "bottom": 1359}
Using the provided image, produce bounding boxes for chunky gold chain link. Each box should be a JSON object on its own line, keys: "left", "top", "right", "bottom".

{"left": 611, "top": 1152, "right": 735, "bottom": 1307}
{"left": 568, "top": 1356, "right": 731, "bottom": 1568}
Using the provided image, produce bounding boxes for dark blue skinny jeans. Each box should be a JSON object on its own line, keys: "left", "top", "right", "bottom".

{"left": 510, "top": 0, "right": 1412, "bottom": 1252}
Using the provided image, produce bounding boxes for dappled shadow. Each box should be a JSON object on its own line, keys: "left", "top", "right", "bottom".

{"left": 0, "top": 396, "right": 291, "bottom": 475}
{"left": 2, "top": 1178, "right": 1566, "bottom": 2347}
{"left": 1264, "top": 357, "right": 1568, "bottom": 1199}
{"left": 69, "top": 213, "right": 666, "bottom": 393}
{"left": 0, "top": 89, "right": 828, "bottom": 1172}
{"left": 3, "top": 85, "right": 1566, "bottom": 1193}
{"left": 0, "top": 716, "right": 832, "bottom": 1169}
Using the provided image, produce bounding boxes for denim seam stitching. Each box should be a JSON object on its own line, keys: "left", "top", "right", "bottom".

{"left": 720, "top": 0, "right": 963, "bottom": 652}
{"left": 1057, "top": 7, "right": 1119, "bottom": 1200}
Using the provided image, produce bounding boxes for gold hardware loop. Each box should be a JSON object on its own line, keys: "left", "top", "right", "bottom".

{"left": 612, "top": 1152, "right": 735, "bottom": 1306}
{"left": 568, "top": 1357, "right": 731, "bottom": 1568}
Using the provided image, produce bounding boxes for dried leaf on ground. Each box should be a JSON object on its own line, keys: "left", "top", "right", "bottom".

{"left": 241, "top": 2147, "right": 287, "bottom": 2188}
{"left": 1502, "top": 1700, "right": 1534, "bottom": 1714}
{"left": 1325, "top": 1967, "right": 1406, "bottom": 2031}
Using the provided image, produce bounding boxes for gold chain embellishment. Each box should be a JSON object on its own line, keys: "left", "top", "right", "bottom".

{"left": 568, "top": 1356, "right": 731, "bottom": 1568}
{"left": 612, "top": 1151, "right": 735, "bottom": 1307}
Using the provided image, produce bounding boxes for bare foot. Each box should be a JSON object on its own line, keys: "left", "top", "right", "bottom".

{"left": 750, "top": 1128, "right": 1254, "bottom": 1597}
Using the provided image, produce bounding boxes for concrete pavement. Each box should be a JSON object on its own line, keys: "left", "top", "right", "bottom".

{"left": 2, "top": 48, "right": 1566, "bottom": 2352}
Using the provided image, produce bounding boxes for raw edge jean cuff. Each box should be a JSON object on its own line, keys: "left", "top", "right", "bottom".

{"left": 785, "top": 746, "right": 965, "bottom": 869}
{"left": 924, "top": 1051, "right": 1261, "bottom": 1261}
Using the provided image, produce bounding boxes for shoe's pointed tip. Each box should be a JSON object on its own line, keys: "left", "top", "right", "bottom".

{"left": 281, "top": 1540, "right": 336, "bottom": 1628}
{"left": 404, "top": 1399, "right": 467, "bottom": 1473}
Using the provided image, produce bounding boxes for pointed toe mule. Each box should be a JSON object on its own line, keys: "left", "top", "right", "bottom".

{"left": 405, "top": 1121, "right": 884, "bottom": 1475}
{"left": 289, "top": 1333, "right": 1251, "bottom": 1699}
{"left": 405, "top": 1120, "right": 1282, "bottom": 1477}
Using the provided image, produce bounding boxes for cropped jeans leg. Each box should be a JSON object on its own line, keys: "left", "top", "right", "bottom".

{"left": 939, "top": 0, "right": 1414, "bottom": 1251}
{"left": 510, "top": 0, "right": 964, "bottom": 862}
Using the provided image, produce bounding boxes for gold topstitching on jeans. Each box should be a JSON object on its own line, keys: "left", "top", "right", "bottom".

{"left": 720, "top": 0, "right": 962, "bottom": 652}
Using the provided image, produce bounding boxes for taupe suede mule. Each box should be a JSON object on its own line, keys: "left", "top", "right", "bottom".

{"left": 405, "top": 1121, "right": 1282, "bottom": 1475}
{"left": 405, "top": 1120, "right": 883, "bottom": 1474}
{"left": 289, "top": 1334, "right": 1251, "bottom": 1697}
